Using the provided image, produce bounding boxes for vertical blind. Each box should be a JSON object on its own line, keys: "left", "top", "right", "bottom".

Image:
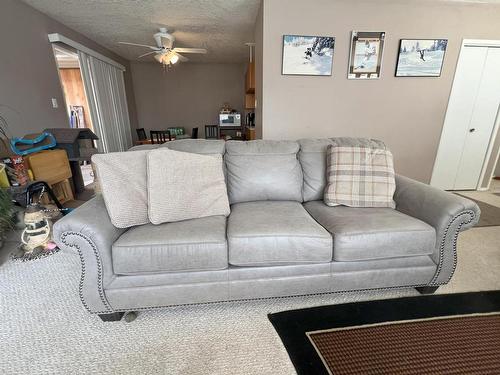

{"left": 78, "top": 51, "right": 132, "bottom": 152}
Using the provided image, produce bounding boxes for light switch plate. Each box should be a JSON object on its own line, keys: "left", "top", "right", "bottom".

{"left": 51, "top": 98, "right": 58, "bottom": 108}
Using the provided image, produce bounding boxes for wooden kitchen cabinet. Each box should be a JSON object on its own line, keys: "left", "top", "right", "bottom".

{"left": 245, "top": 93, "right": 255, "bottom": 109}
{"left": 245, "top": 61, "right": 255, "bottom": 94}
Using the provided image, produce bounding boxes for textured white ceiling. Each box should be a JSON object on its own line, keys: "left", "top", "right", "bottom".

{"left": 22, "top": 0, "right": 261, "bottom": 63}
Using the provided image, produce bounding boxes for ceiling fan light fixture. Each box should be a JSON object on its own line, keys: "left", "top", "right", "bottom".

{"left": 170, "top": 53, "right": 179, "bottom": 64}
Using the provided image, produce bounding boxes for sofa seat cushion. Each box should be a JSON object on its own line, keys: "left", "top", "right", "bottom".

{"left": 304, "top": 201, "right": 435, "bottom": 262}
{"left": 112, "top": 216, "right": 228, "bottom": 275}
{"left": 227, "top": 201, "right": 333, "bottom": 266}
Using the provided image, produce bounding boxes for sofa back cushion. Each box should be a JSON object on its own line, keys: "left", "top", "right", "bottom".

{"left": 225, "top": 140, "right": 303, "bottom": 204}
{"left": 298, "top": 138, "right": 387, "bottom": 202}
{"left": 160, "top": 139, "right": 226, "bottom": 154}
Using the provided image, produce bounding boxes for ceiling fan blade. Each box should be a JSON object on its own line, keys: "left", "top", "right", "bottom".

{"left": 172, "top": 47, "right": 207, "bottom": 54}
{"left": 118, "top": 41, "right": 160, "bottom": 51}
{"left": 154, "top": 54, "right": 164, "bottom": 63}
{"left": 137, "top": 51, "right": 157, "bottom": 59}
{"left": 175, "top": 52, "right": 189, "bottom": 62}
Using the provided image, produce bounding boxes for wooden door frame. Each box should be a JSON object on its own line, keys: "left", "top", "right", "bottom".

{"left": 431, "top": 39, "right": 500, "bottom": 191}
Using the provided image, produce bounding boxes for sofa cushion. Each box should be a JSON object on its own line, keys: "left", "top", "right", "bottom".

{"left": 298, "top": 138, "right": 387, "bottom": 202}
{"left": 324, "top": 144, "right": 396, "bottom": 208}
{"left": 161, "top": 139, "right": 226, "bottom": 154}
{"left": 147, "top": 149, "right": 230, "bottom": 224}
{"left": 225, "top": 140, "right": 303, "bottom": 204}
{"left": 92, "top": 150, "right": 149, "bottom": 228}
{"left": 227, "top": 201, "right": 332, "bottom": 266}
{"left": 304, "top": 200, "right": 435, "bottom": 262}
{"left": 112, "top": 216, "right": 228, "bottom": 274}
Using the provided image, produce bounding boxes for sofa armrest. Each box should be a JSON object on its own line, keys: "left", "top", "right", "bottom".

{"left": 53, "top": 196, "right": 126, "bottom": 313}
{"left": 394, "top": 175, "right": 480, "bottom": 285}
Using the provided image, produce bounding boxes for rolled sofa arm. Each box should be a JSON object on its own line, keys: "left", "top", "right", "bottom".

{"left": 394, "top": 175, "right": 480, "bottom": 285}
{"left": 53, "top": 196, "right": 126, "bottom": 313}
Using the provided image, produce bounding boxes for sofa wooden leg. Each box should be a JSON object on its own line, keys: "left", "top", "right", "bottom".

{"left": 123, "top": 311, "right": 138, "bottom": 322}
{"left": 98, "top": 312, "right": 124, "bottom": 322}
{"left": 415, "top": 286, "right": 439, "bottom": 295}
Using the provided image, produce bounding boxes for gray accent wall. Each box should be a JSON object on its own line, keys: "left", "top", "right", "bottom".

{"left": 259, "top": 0, "right": 500, "bottom": 183}
{"left": 0, "top": 0, "right": 138, "bottom": 137}
{"left": 130, "top": 62, "right": 245, "bottom": 138}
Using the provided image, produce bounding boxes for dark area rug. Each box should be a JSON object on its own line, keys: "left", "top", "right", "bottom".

{"left": 268, "top": 291, "right": 500, "bottom": 375}
{"left": 455, "top": 194, "right": 500, "bottom": 227}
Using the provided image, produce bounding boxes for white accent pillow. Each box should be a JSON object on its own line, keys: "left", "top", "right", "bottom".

{"left": 92, "top": 151, "right": 149, "bottom": 228}
{"left": 147, "top": 149, "right": 230, "bottom": 224}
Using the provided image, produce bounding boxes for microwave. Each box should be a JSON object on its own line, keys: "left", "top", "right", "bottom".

{"left": 219, "top": 113, "right": 241, "bottom": 127}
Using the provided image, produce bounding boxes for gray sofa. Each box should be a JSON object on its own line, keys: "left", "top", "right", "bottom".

{"left": 53, "top": 139, "right": 480, "bottom": 321}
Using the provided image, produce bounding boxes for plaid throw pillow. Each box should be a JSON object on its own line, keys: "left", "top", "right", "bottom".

{"left": 324, "top": 145, "right": 396, "bottom": 208}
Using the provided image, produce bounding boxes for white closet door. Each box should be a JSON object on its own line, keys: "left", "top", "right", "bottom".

{"left": 454, "top": 48, "right": 500, "bottom": 189}
{"left": 431, "top": 46, "right": 487, "bottom": 190}
{"left": 431, "top": 46, "right": 500, "bottom": 190}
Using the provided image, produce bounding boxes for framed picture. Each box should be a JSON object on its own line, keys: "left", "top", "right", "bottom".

{"left": 348, "top": 31, "right": 385, "bottom": 79}
{"left": 395, "top": 39, "right": 448, "bottom": 77}
{"left": 282, "top": 35, "right": 335, "bottom": 76}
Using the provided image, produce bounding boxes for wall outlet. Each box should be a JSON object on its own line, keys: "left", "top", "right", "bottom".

{"left": 51, "top": 98, "right": 58, "bottom": 109}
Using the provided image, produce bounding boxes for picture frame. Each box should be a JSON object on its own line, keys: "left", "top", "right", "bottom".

{"left": 348, "top": 31, "right": 385, "bottom": 80}
{"left": 281, "top": 35, "right": 335, "bottom": 76}
{"left": 395, "top": 39, "right": 448, "bottom": 77}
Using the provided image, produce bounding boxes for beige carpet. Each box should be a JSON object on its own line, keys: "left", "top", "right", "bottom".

{"left": 0, "top": 195, "right": 499, "bottom": 374}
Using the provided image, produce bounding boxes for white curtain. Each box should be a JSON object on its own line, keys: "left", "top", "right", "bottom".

{"left": 78, "top": 51, "right": 132, "bottom": 152}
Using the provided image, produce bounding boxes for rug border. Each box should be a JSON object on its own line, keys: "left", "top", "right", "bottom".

{"left": 268, "top": 291, "right": 500, "bottom": 375}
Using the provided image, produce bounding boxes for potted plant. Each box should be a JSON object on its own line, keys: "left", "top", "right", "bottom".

{"left": 0, "top": 109, "right": 14, "bottom": 247}
{"left": 0, "top": 187, "right": 13, "bottom": 247}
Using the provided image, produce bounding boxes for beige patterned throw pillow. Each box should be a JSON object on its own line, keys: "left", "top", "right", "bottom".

{"left": 324, "top": 145, "right": 396, "bottom": 208}
{"left": 92, "top": 151, "right": 149, "bottom": 228}
{"left": 147, "top": 149, "right": 230, "bottom": 224}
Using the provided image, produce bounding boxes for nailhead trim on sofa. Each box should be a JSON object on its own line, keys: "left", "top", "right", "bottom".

{"left": 60, "top": 232, "right": 113, "bottom": 313}
{"left": 430, "top": 209, "right": 476, "bottom": 285}
{"left": 60, "top": 209, "right": 476, "bottom": 314}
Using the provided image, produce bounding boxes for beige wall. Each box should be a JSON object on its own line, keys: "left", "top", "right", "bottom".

{"left": 0, "top": 0, "right": 138, "bottom": 138}
{"left": 261, "top": 0, "right": 500, "bottom": 183}
{"left": 131, "top": 62, "right": 245, "bottom": 138}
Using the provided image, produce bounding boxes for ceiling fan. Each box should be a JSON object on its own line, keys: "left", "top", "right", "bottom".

{"left": 118, "top": 28, "right": 207, "bottom": 66}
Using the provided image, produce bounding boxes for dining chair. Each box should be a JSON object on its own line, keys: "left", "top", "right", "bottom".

{"left": 150, "top": 130, "right": 171, "bottom": 144}
{"left": 205, "top": 125, "right": 219, "bottom": 139}
{"left": 136, "top": 128, "right": 147, "bottom": 141}
{"left": 191, "top": 127, "right": 199, "bottom": 139}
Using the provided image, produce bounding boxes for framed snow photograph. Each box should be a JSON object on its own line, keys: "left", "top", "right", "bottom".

{"left": 348, "top": 31, "right": 385, "bottom": 79}
{"left": 282, "top": 35, "right": 335, "bottom": 76}
{"left": 395, "top": 39, "right": 448, "bottom": 77}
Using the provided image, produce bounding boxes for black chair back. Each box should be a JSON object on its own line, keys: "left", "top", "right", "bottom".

{"left": 150, "top": 130, "right": 171, "bottom": 144}
{"left": 205, "top": 125, "right": 219, "bottom": 139}
{"left": 136, "top": 128, "right": 147, "bottom": 140}
{"left": 191, "top": 127, "right": 199, "bottom": 139}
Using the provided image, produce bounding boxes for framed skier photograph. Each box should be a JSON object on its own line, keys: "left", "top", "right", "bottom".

{"left": 395, "top": 39, "right": 448, "bottom": 77}
{"left": 281, "top": 35, "right": 335, "bottom": 76}
{"left": 348, "top": 31, "right": 385, "bottom": 79}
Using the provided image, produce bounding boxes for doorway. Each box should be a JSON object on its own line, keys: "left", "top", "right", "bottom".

{"left": 49, "top": 33, "right": 133, "bottom": 153}
{"left": 53, "top": 45, "right": 96, "bottom": 195}
{"left": 431, "top": 40, "right": 500, "bottom": 191}
{"left": 53, "top": 45, "right": 93, "bottom": 131}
